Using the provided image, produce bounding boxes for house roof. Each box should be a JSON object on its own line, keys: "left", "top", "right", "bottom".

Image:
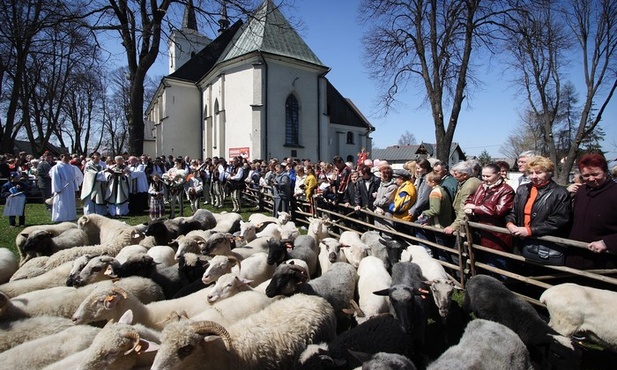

{"left": 372, "top": 143, "right": 463, "bottom": 162}
{"left": 327, "top": 82, "right": 374, "bottom": 131}
{"left": 218, "top": 0, "right": 325, "bottom": 67}
{"left": 169, "top": 20, "right": 244, "bottom": 82}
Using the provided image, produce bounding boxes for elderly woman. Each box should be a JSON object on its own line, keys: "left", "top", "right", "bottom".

{"left": 505, "top": 156, "right": 571, "bottom": 265}
{"left": 372, "top": 164, "right": 398, "bottom": 228}
{"left": 566, "top": 153, "right": 617, "bottom": 269}
{"left": 463, "top": 163, "right": 515, "bottom": 271}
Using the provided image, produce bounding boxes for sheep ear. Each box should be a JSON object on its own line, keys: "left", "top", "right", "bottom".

{"left": 373, "top": 289, "right": 390, "bottom": 296}
{"left": 104, "top": 293, "right": 124, "bottom": 310}
{"left": 104, "top": 265, "right": 118, "bottom": 278}
{"left": 20, "top": 233, "right": 29, "bottom": 238}
{"left": 118, "top": 309, "right": 134, "bottom": 324}
{"left": 139, "top": 339, "right": 159, "bottom": 353}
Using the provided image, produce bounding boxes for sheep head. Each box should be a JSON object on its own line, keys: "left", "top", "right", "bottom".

{"left": 72, "top": 285, "right": 130, "bottom": 325}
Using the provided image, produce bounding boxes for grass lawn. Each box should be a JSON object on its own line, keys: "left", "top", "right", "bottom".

{"left": 0, "top": 199, "right": 260, "bottom": 257}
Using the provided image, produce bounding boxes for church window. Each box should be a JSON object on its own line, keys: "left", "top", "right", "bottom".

{"left": 346, "top": 131, "right": 354, "bottom": 144}
{"left": 285, "top": 95, "right": 299, "bottom": 146}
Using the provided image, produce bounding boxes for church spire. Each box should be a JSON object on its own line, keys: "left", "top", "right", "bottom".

{"left": 182, "top": 0, "right": 198, "bottom": 31}
{"left": 218, "top": 1, "right": 230, "bottom": 34}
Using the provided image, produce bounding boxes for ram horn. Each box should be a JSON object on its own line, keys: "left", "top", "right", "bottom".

{"left": 191, "top": 321, "right": 232, "bottom": 351}
{"left": 123, "top": 330, "right": 143, "bottom": 355}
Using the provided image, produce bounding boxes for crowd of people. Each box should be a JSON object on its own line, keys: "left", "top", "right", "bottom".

{"left": 1, "top": 149, "right": 616, "bottom": 272}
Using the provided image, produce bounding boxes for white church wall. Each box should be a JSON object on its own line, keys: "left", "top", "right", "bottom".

{"left": 158, "top": 81, "right": 202, "bottom": 159}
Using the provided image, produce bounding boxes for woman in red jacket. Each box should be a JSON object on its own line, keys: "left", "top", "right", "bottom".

{"left": 463, "top": 163, "right": 515, "bottom": 272}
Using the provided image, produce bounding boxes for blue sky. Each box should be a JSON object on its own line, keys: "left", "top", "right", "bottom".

{"left": 145, "top": 0, "right": 616, "bottom": 160}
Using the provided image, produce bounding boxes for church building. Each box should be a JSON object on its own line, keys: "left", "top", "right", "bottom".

{"left": 145, "top": 0, "right": 374, "bottom": 162}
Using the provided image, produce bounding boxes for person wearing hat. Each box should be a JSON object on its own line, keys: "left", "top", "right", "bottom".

{"left": 389, "top": 168, "right": 417, "bottom": 232}
{"left": 2, "top": 172, "right": 28, "bottom": 227}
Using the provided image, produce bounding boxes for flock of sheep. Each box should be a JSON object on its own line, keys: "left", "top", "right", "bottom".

{"left": 0, "top": 208, "right": 615, "bottom": 370}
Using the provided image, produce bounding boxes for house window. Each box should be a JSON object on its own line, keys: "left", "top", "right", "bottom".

{"left": 285, "top": 95, "right": 299, "bottom": 146}
{"left": 346, "top": 131, "right": 354, "bottom": 144}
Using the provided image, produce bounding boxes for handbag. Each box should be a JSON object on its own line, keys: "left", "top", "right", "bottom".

{"left": 521, "top": 240, "right": 565, "bottom": 266}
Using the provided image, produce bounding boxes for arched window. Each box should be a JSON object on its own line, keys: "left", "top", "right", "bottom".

{"left": 213, "top": 100, "right": 219, "bottom": 147}
{"left": 285, "top": 95, "right": 299, "bottom": 146}
{"left": 346, "top": 131, "right": 354, "bottom": 144}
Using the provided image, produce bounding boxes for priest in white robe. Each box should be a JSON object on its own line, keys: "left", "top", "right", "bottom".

{"left": 50, "top": 153, "right": 80, "bottom": 222}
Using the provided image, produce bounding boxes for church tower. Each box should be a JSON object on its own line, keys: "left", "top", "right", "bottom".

{"left": 168, "top": 0, "right": 212, "bottom": 74}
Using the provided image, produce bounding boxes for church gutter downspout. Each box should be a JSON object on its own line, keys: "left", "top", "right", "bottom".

{"left": 197, "top": 84, "right": 204, "bottom": 158}
{"left": 258, "top": 51, "right": 269, "bottom": 158}
{"left": 317, "top": 69, "right": 329, "bottom": 161}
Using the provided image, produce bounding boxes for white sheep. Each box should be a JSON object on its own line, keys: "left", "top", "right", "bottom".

{"left": 211, "top": 211, "right": 243, "bottom": 233}
{"left": 279, "top": 220, "right": 300, "bottom": 241}
{"left": 248, "top": 211, "right": 290, "bottom": 228}
{"left": 15, "top": 222, "right": 77, "bottom": 264}
{"left": 206, "top": 273, "right": 254, "bottom": 303}
{"left": 0, "top": 324, "right": 101, "bottom": 370}
{"left": 172, "top": 233, "right": 207, "bottom": 260}
{"left": 318, "top": 237, "right": 348, "bottom": 274}
{"left": 151, "top": 293, "right": 336, "bottom": 370}
{"left": 353, "top": 256, "right": 391, "bottom": 324}
{"left": 540, "top": 283, "right": 617, "bottom": 351}
{"left": 5, "top": 276, "right": 164, "bottom": 320}
{"left": 72, "top": 281, "right": 215, "bottom": 330}
{"left": 202, "top": 252, "right": 275, "bottom": 288}
{"left": 13, "top": 226, "right": 145, "bottom": 280}
{"left": 69, "top": 255, "right": 121, "bottom": 287}
{"left": 147, "top": 245, "right": 177, "bottom": 268}
{"left": 42, "top": 310, "right": 159, "bottom": 370}
{"left": 77, "top": 213, "right": 132, "bottom": 245}
{"left": 338, "top": 231, "right": 370, "bottom": 269}
{"left": 203, "top": 232, "right": 271, "bottom": 260}
{"left": 0, "top": 260, "right": 74, "bottom": 297}
{"left": 0, "top": 248, "right": 18, "bottom": 284}
{"left": 307, "top": 216, "right": 330, "bottom": 244}
{"left": 114, "top": 244, "right": 148, "bottom": 264}
{"left": 189, "top": 290, "right": 275, "bottom": 327}
{"left": 402, "top": 245, "right": 457, "bottom": 318}
{"left": 0, "top": 314, "right": 75, "bottom": 352}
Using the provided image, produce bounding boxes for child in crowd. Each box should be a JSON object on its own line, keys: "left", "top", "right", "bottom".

{"left": 185, "top": 172, "right": 204, "bottom": 214}
{"left": 415, "top": 171, "right": 453, "bottom": 254}
{"left": 148, "top": 174, "right": 166, "bottom": 219}
{"left": 2, "top": 172, "right": 28, "bottom": 227}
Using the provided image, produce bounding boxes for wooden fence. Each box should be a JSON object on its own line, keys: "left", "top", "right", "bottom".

{"left": 242, "top": 187, "right": 617, "bottom": 305}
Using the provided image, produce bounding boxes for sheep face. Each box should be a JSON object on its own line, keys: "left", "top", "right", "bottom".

{"left": 83, "top": 323, "right": 151, "bottom": 369}
{"left": 320, "top": 238, "right": 343, "bottom": 263}
{"left": 151, "top": 320, "right": 229, "bottom": 370}
{"left": 21, "top": 230, "right": 53, "bottom": 253}
{"left": 201, "top": 256, "right": 234, "bottom": 285}
{"left": 72, "top": 287, "right": 128, "bottom": 324}
{"left": 429, "top": 279, "right": 455, "bottom": 318}
{"left": 266, "top": 239, "right": 290, "bottom": 266}
{"left": 202, "top": 234, "right": 232, "bottom": 255}
{"left": 265, "top": 264, "right": 308, "bottom": 297}
{"left": 207, "top": 274, "right": 251, "bottom": 303}
{"left": 66, "top": 254, "right": 95, "bottom": 286}
{"left": 374, "top": 284, "right": 429, "bottom": 335}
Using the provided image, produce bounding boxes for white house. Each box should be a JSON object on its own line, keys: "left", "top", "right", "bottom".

{"left": 145, "top": 0, "right": 374, "bottom": 162}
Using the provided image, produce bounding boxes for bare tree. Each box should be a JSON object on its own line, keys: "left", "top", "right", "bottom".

{"left": 499, "top": 109, "right": 545, "bottom": 159}
{"left": 505, "top": 0, "right": 617, "bottom": 184}
{"left": 397, "top": 130, "right": 417, "bottom": 146}
{"left": 359, "top": 0, "right": 513, "bottom": 161}
{"left": 85, "top": 0, "right": 258, "bottom": 155}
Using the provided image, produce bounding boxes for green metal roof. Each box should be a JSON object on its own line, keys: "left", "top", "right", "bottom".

{"left": 219, "top": 0, "right": 325, "bottom": 67}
